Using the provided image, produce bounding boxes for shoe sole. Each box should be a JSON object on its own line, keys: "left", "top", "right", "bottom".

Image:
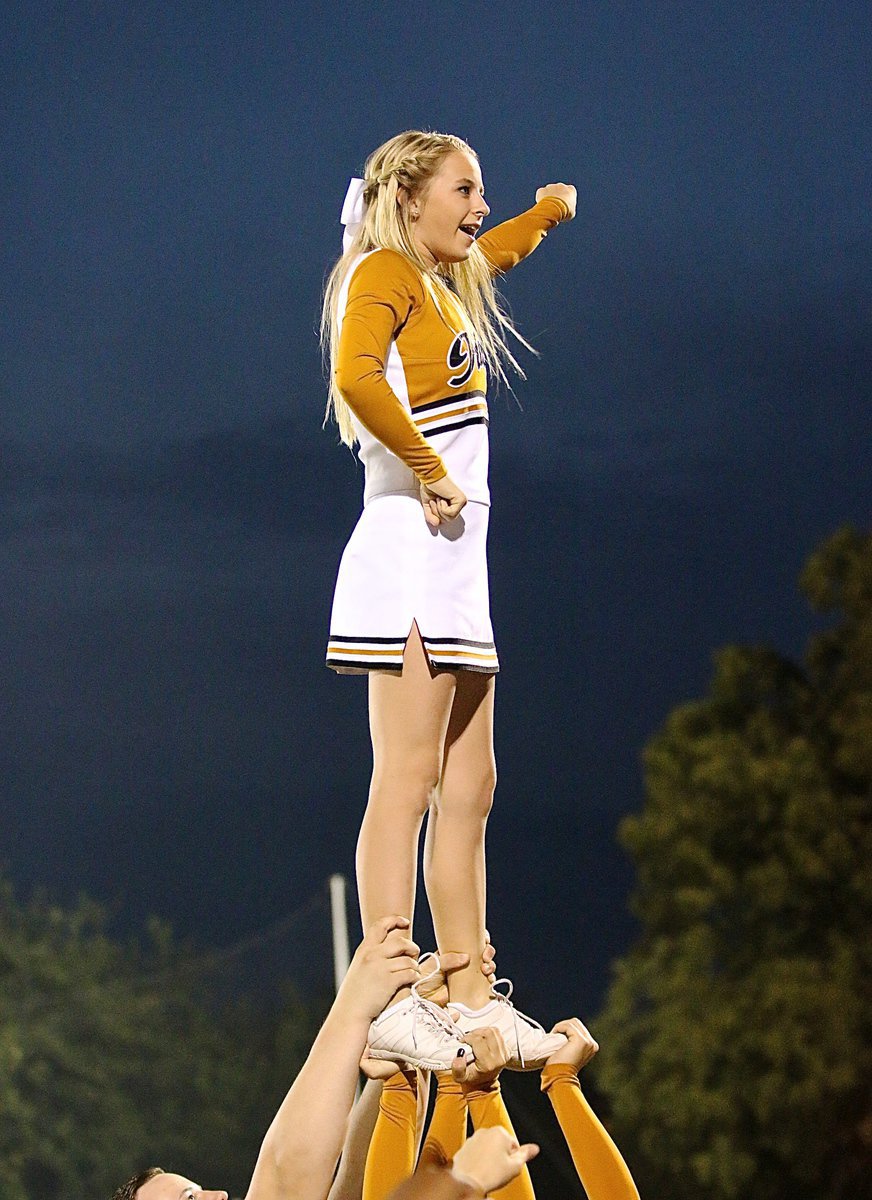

{"left": 368, "top": 1047, "right": 475, "bottom": 1072}
{"left": 504, "top": 1056, "right": 558, "bottom": 1071}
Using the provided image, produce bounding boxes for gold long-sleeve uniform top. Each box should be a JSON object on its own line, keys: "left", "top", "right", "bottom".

{"left": 334, "top": 197, "right": 570, "bottom": 507}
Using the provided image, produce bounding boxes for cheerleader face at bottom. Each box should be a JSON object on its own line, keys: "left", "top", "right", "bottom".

{"left": 136, "top": 1173, "right": 228, "bottom": 1200}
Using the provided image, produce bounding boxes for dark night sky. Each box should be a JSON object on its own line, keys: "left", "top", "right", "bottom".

{"left": 2, "top": 2, "right": 870, "bottom": 1019}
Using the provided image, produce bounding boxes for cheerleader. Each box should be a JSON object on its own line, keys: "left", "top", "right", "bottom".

{"left": 321, "top": 130, "right": 576, "bottom": 1070}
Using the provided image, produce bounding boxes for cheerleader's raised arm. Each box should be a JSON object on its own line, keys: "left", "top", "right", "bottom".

{"left": 478, "top": 187, "right": 575, "bottom": 275}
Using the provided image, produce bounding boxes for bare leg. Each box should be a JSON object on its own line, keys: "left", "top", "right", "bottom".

{"left": 357, "top": 625, "right": 456, "bottom": 1000}
{"left": 423, "top": 671, "right": 496, "bottom": 1008}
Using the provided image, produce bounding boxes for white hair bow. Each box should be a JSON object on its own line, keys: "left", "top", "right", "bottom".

{"left": 341, "top": 177, "right": 366, "bottom": 252}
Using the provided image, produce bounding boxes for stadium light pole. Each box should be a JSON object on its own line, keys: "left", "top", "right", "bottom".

{"left": 329, "top": 873, "right": 351, "bottom": 993}
{"left": 329, "top": 873, "right": 360, "bottom": 1101}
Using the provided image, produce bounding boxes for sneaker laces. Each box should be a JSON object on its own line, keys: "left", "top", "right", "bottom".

{"left": 490, "top": 977, "right": 549, "bottom": 1068}
{"left": 414, "top": 951, "right": 441, "bottom": 991}
{"left": 409, "top": 953, "right": 462, "bottom": 1050}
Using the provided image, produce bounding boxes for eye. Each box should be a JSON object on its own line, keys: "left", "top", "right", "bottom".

{"left": 459, "top": 185, "right": 471, "bottom": 195}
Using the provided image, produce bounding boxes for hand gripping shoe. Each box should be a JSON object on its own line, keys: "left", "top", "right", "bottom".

{"left": 450, "top": 978, "right": 567, "bottom": 1071}
{"left": 367, "top": 956, "right": 474, "bottom": 1072}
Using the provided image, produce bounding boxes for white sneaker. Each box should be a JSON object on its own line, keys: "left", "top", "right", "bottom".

{"left": 367, "top": 959, "right": 473, "bottom": 1071}
{"left": 451, "top": 978, "right": 567, "bottom": 1071}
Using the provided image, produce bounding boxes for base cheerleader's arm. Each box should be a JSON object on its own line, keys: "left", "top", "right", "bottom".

{"left": 540, "top": 1019, "right": 641, "bottom": 1200}
{"left": 387, "top": 1128, "right": 538, "bottom": 1200}
{"left": 245, "top": 917, "right": 420, "bottom": 1200}
{"left": 464, "top": 1081, "right": 536, "bottom": 1200}
{"left": 477, "top": 189, "right": 575, "bottom": 276}
{"left": 419, "top": 1071, "right": 469, "bottom": 1171}
{"left": 327, "top": 1078, "right": 384, "bottom": 1200}
{"left": 450, "top": 1027, "right": 537, "bottom": 1200}
{"left": 360, "top": 1066, "right": 420, "bottom": 1200}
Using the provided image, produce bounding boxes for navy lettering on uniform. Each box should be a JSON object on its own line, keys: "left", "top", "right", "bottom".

{"left": 446, "top": 332, "right": 480, "bottom": 388}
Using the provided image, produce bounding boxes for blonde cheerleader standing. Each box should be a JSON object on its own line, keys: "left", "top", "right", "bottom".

{"left": 321, "top": 130, "right": 576, "bottom": 1070}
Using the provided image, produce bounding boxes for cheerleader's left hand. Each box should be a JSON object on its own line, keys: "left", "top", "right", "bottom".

{"left": 536, "top": 183, "right": 576, "bottom": 219}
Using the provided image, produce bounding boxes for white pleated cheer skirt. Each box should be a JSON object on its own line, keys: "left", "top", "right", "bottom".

{"left": 326, "top": 493, "right": 499, "bottom": 674}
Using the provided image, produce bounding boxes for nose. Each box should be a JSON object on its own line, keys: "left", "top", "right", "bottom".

{"left": 477, "top": 193, "right": 490, "bottom": 217}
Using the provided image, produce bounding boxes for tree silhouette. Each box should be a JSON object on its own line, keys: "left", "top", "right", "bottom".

{"left": 0, "top": 884, "right": 316, "bottom": 1198}
{"left": 595, "top": 527, "right": 872, "bottom": 1199}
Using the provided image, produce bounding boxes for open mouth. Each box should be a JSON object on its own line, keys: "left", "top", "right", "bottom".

{"left": 459, "top": 224, "right": 478, "bottom": 238}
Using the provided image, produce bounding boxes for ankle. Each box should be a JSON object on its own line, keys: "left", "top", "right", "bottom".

{"left": 447, "top": 972, "right": 492, "bottom": 1010}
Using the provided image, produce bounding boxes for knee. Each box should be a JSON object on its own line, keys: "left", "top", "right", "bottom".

{"left": 435, "top": 762, "right": 497, "bottom": 822}
{"left": 479, "top": 761, "right": 498, "bottom": 811}
{"left": 370, "top": 753, "right": 444, "bottom": 818}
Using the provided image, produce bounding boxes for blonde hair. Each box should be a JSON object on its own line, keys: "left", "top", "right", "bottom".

{"left": 321, "top": 129, "right": 530, "bottom": 446}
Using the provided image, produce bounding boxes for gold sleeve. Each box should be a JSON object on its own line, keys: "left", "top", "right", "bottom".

{"left": 464, "top": 1081, "right": 536, "bottom": 1200}
{"left": 335, "top": 250, "right": 447, "bottom": 485}
{"left": 419, "top": 1072, "right": 467, "bottom": 1170}
{"left": 476, "top": 197, "right": 570, "bottom": 276}
{"left": 362, "top": 1071, "right": 419, "bottom": 1200}
{"left": 540, "top": 1064, "right": 640, "bottom": 1200}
